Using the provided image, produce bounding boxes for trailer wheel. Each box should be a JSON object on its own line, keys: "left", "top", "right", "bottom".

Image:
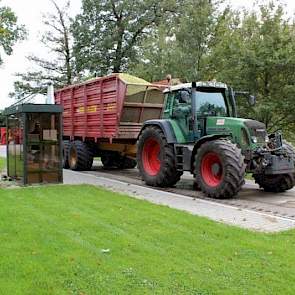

{"left": 101, "top": 152, "right": 136, "bottom": 169}
{"left": 254, "top": 173, "right": 294, "bottom": 193}
{"left": 68, "top": 141, "right": 93, "bottom": 171}
{"left": 194, "top": 139, "right": 245, "bottom": 198}
{"left": 121, "top": 157, "right": 137, "bottom": 169}
{"left": 101, "top": 152, "right": 116, "bottom": 169}
{"left": 62, "top": 140, "right": 70, "bottom": 169}
{"left": 137, "top": 126, "right": 182, "bottom": 187}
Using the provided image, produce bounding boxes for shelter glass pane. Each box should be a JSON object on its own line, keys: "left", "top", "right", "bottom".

{"left": 26, "top": 112, "right": 61, "bottom": 184}
{"left": 7, "top": 114, "right": 24, "bottom": 181}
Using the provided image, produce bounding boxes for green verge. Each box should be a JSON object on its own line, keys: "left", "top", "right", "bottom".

{"left": 0, "top": 157, "right": 6, "bottom": 171}
{"left": 0, "top": 184, "right": 294, "bottom": 294}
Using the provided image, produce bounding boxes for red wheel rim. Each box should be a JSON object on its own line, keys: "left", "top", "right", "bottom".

{"left": 142, "top": 138, "right": 161, "bottom": 176}
{"left": 201, "top": 152, "right": 223, "bottom": 187}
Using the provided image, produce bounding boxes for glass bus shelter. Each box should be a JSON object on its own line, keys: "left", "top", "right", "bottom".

{"left": 4, "top": 104, "right": 63, "bottom": 185}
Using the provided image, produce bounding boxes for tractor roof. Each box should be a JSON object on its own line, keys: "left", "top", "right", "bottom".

{"left": 163, "top": 81, "right": 228, "bottom": 93}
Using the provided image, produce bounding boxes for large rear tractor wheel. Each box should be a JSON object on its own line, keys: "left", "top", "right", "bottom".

{"left": 68, "top": 141, "right": 93, "bottom": 171}
{"left": 62, "top": 140, "right": 70, "bottom": 169}
{"left": 253, "top": 173, "right": 294, "bottom": 193}
{"left": 194, "top": 139, "right": 246, "bottom": 198}
{"left": 137, "top": 126, "right": 182, "bottom": 187}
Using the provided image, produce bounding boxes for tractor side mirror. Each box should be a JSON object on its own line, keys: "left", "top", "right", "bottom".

{"left": 248, "top": 95, "right": 256, "bottom": 106}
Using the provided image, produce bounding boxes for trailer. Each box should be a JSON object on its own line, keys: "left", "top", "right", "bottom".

{"left": 55, "top": 73, "right": 165, "bottom": 170}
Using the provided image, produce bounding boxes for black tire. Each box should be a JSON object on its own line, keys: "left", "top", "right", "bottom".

{"left": 101, "top": 152, "right": 136, "bottom": 170}
{"left": 137, "top": 126, "right": 182, "bottom": 187}
{"left": 193, "top": 179, "right": 201, "bottom": 191}
{"left": 253, "top": 140, "right": 295, "bottom": 192}
{"left": 120, "top": 157, "right": 137, "bottom": 169}
{"left": 194, "top": 139, "right": 245, "bottom": 199}
{"left": 253, "top": 173, "right": 294, "bottom": 193}
{"left": 283, "top": 140, "right": 295, "bottom": 178}
{"left": 101, "top": 152, "right": 118, "bottom": 169}
{"left": 62, "top": 140, "right": 70, "bottom": 169}
{"left": 68, "top": 140, "right": 93, "bottom": 171}
{"left": 283, "top": 140, "right": 295, "bottom": 162}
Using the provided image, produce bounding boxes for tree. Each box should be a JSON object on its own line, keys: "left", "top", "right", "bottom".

{"left": 0, "top": 1, "right": 26, "bottom": 65}
{"left": 131, "top": 0, "right": 220, "bottom": 82}
{"left": 173, "top": 0, "right": 217, "bottom": 80}
{"left": 129, "top": 24, "right": 179, "bottom": 82}
{"left": 206, "top": 1, "right": 295, "bottom": 137}
{"left": 11, "top": 0, "right": 74, "bottom": 99}
{"left": 72, "top": 0, "right": 178, "bottom": 77}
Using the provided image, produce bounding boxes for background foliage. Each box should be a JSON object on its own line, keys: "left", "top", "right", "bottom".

{"left": 0, "top": 0, "right": 26, "bottom": 65}
{"left": 9, "top": 0, "right": 295, "bottom": 140}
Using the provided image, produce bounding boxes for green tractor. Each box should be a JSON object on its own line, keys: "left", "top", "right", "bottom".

{"left": 137, "top": 81, "right": 295, "bottom": 198}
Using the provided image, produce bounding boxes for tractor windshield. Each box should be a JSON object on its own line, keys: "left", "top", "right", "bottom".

{"left": 196, "top": 90, "right": 228, "bottom": 117}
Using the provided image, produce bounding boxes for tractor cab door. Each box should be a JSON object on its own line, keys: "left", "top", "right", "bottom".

{"left": 195, "top": 89, "right": 229, "bottom": 135}
{"left": 169, "top": 89, "right": 194, "bottom": 142}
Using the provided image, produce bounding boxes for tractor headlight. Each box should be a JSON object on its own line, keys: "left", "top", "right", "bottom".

{"left": 251, "top": 136, "right": 258, "bottom": 143}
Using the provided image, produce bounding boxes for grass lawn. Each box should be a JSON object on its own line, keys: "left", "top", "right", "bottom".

{"left": 0, "top": 157, "right": 5, "bottom": 171}
{"left": 0, "top": 184, "right": 295, "bottom": 294}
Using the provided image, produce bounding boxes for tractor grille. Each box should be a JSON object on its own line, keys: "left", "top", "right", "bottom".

{"left": 244, "top": 119, "right": 267, "bottom": 143}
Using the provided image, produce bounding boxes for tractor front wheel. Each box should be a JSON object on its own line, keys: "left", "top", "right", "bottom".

{"left": 283, "top": 140, "right": 295, "bottom": 179}
{"left": 194, "top": 139, "right": 245, "bottom": 198}
{"left": 253, "top": 174, "right": 294, "bottom": 193}
{"left": 254, "top": 141, "right": 295, "bottom": 192}
{"left": 137, "top": 126, "right": 182, "bottom": 187}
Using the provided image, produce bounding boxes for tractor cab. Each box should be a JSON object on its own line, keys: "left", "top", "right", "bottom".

{"left": 163, "top": 81, "right": 232, "bottom": 117}
{"left": 162, "top": 81, "right": 269, "bottom": 152}
{"left": 162, "top": 82, "right": 238, "bottom": 142}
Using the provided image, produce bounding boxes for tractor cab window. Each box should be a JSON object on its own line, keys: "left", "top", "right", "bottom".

{"left": 172, "top": 89, "right": 192, "bottom": 119}
{"left": 176, "top": 90, "right": 191, "bottom": 104}
{"left": 196, "top": 91, "right": 227, "bottom": 117}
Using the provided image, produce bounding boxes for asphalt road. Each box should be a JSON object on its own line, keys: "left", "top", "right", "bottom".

{"left": 83, "top": 161, "right": 295, "bottom": 221}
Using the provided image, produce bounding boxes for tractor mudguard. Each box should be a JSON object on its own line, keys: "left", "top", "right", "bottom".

{"left": 190, "top": 134, "right": 231, "bottom": 171}
{"left": 193, "top": 134, "right": 230, "bottom": 153}
{"left": 140, "top": 120, "right": 177, "bottom": 143}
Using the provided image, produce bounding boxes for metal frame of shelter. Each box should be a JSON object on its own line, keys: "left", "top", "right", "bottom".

{"left": 3, "top": 104, "right": 63, "bottom": 185}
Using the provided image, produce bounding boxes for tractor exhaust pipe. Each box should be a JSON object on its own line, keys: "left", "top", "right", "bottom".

{"left": 191, "top": 82, "right": 198, "bottom": 139}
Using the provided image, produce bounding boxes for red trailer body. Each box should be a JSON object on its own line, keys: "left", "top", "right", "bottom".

{"left": 0, "top": 127, "right": 6, "bottom": 145}
{"left": 55, "top": 73, "right": 165, "bottom": 170}
{"left": 55, "top": 73, "right": 164, "bottom": 143}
